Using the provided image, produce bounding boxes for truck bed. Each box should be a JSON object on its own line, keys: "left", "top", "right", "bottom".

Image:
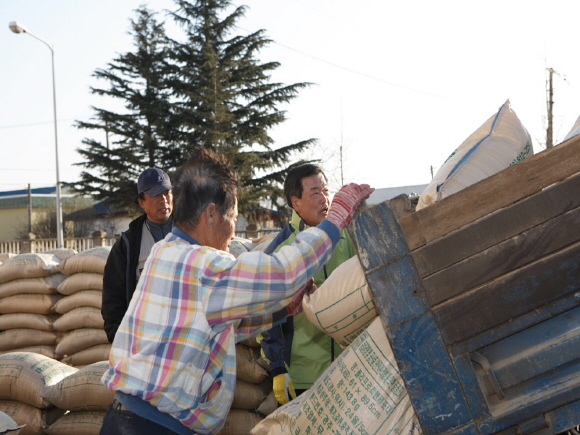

{"left": 348, "top": 135, "right": 580, "bottom": 435}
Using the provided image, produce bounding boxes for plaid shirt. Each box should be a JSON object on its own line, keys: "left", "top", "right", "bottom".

{"left": 102, "top": 222, "right": 338, "bottom": 434}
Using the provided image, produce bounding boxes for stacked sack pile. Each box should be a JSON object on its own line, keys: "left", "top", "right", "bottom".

{"left": 0, "top": 352, "right": 77, "bottom": 435}
{"left": 0, "top": 249, "right": 113, "bottom": 433}
{"left": 217, "top": 237, "right": 279, "bottom": 434}
{"left": 217, "top": 338, "right": 278, "bottom": 435}
{"left": 53, "top": 247, "right": 111, "bottom": 366}
{"left": 0, "top": 252, "right": 74, "bottom": 359}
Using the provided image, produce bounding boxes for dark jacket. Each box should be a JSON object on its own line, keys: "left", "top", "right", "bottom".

{"left": 102, "top": 214, "right": 147, "bottom": 343}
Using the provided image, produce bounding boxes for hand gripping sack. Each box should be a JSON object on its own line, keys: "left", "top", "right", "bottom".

{"left": 416, "top": 100, "right": 533, "bottom": 210}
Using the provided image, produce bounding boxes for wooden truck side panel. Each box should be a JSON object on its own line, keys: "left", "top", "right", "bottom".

{"left": 349, "top": 135, "right": 580, "bottom": 435}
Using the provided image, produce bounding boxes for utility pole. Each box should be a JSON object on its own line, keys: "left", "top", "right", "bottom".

{"left": 546, "top": 68, "right": 555, "bottom": 148}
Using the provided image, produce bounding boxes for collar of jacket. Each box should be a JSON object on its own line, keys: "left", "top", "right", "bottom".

{"left": 290, "top": 209, "right": 309, "bottom": 232}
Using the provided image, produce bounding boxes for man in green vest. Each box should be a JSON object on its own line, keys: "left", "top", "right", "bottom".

{"left": 261, "top": 163, "right": 356, "bottom": 405}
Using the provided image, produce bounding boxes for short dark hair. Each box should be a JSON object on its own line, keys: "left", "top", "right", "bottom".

{"left": 284, "top": 163, "right": 326, "bottom": 208}
{"left": 173, "top": 147, "right": 240, "bottom": 229}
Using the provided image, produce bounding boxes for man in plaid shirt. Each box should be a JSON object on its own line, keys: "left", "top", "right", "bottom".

{"left": 100, "top": 148, "right": 373, "bottom": 435}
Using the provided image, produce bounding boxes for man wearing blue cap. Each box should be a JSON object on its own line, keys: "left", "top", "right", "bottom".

{"left": 102, "top": 168, "right": 174, "bottom": 343}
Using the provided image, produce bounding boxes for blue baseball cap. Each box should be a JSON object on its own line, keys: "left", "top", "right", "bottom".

{"left": 137, "top": 168, "right": 172, "bottom": 196}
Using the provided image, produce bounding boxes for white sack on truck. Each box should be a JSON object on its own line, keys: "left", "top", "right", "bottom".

{"left": 251, "top": 316, "right": 422, "bottom": 435}
{"left": 417, "top": 99, "right": 533, "bottom": 210}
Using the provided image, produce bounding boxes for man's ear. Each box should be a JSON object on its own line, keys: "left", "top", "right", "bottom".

{"left": 290, "top": 196, "right": 300, "bottom": 212}
{"left": 137, "top": 197, "right": 145, "bottom": 211}
{"left": 205, "top": 203, "right": 217, "bottom": 227}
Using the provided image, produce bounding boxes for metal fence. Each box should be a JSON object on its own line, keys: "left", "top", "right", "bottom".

{"left": 0, "top": 229, "right": 280, "bottom": 255}
{"left": 0, "top": 236, "right": 118, "bottom": 255}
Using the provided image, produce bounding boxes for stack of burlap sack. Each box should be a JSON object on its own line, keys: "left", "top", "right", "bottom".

{"left": 217, "top": 338, "right": 278, "bottom": 434}
{"left": 0, "top": 252, "right": 73, "bottom": 359}
{"left": 213, "top": 235, "right": 279, "bottom": 433}
{"left": 0, "top": 248, "right": 112, "bottom": 433}
{"left": 53, "top": 247, "right": 111, "bottom": 367}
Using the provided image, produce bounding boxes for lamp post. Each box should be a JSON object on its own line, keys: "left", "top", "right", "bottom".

{"left": 9, "top": 21, "right": 64, "bottom": 248}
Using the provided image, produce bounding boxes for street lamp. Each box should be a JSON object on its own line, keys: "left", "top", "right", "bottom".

{"left": 9, "top": 21, "right": 64, "bottom": 248}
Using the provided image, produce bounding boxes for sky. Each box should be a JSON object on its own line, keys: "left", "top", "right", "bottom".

{"left": 1, "top": 0, "right": 580, "bottom": 195}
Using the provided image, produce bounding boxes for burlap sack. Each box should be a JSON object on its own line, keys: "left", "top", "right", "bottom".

{"left": 43, "top": 410, "right": 105, "bottom": 435}
{"left": 0, "top": 314, "right": 58, "bottom": 331}
{"left": 0, "top": 329, "right": 58, "bottom": 351}
{"left": 56, "top": 273, "right": 103, "bottom": 295}
{"left": 251, "top": 317, "right": 422, "bottom": 435}
{"left": 255, "top": 391, "right": 278, "bottom": 417}
{"left": 0, "top": 401, "right": 52, "bottom": 435}
{"left": 53, "top": 290, "right": 102, "bottom": 314}
{"left": 236, "top": 344, "right": 269, "bottom": 384}
{"left": 61, "top": 345, "right": 111, "bottom": 366}
{"left": 53, "top": 307, "right": 104, "bottom": 332}
{"left": 232, "top": 378, "right": 271, "bottom": 411}
{"left": 0, "top": 254, "right": 60, "bottom": 284}
{"left": 0, "top": 294, "right": 62, "bottom": 315}
{"left": 239, "top": 336, "right": 260, "bottom": 348}
{"left": 0, "top": 353, "right": 77, "bottom": 408}
{"left": 303, "top": 255, "right": 378, "bottom": 348}
{"left": 42, "top": 361, "right": 114, "bottom": 411}
{"left": 0, "top": 275, "right": 65, "bottom": 299}
{"left": 417, "top": 100, "right": 533, "bottom": 210}
{"left": 218, "top": 409, "right": 264, "bottom": 435}
{"left": 57, "top": 247, "right": 111, "bottom": 276}
{"left": 55, "top": 329, "right": 108, "bottom": 357}
{"left": 0, "top": 346, "right": 58, "bottom": 360}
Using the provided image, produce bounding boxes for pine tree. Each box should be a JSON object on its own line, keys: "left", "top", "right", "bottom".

{"left": 73, "top": 1, "right": 316, "bottom": 218}
{"left": 72, "top": 7, "right": 175, "bottom": 209}
{"left": 168, "top": 0, "right": 316, "bottom": 215}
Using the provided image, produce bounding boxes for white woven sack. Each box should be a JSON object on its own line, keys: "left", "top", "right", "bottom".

{"left": 0, "top": 410, "right": 25, "bottom": 434}
{"left": 303, "top": 255, "right": 378, "bottom": 348}
{"left": 417, "top": 100, "right": 533, "bottom": 210}
{"left": 564, "top": 115, "right": 580, "bottom": 142}
{"left": 228, "top": 237, "right": 252, "bottom": 258}
{"left": 0, "top": 254, "right": 60, "bottom": 284}
{"left": 251, "top": 317, "right": 421, "bottom": 435}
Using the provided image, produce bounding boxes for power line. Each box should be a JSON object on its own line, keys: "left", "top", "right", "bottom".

{"left": 0, "top": 118, "right": 77, "bottom": 130}
{"left": 272, "top": 40, "right": 466, "bottom": 103}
